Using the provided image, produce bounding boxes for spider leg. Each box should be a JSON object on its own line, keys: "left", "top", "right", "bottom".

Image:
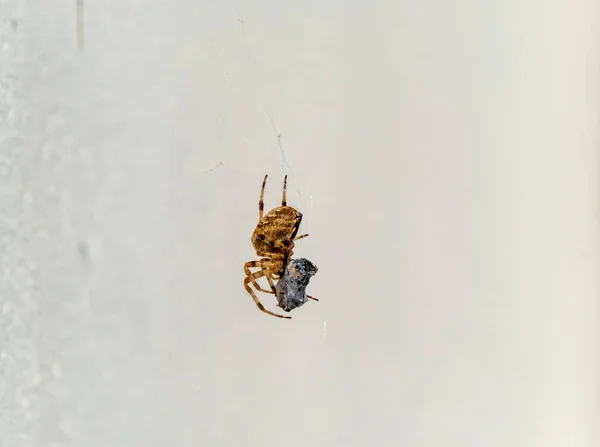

{"left": 259, "top": 175, "right": 268, "bottom": 220}
{"left": 253, "top": 271, "right": 277, "bottom": 295}
{"left": 243, "top": 276, "right": 290, "bottom": 319}
{"left": 252, "top": 265, "right": 317, "bottom": 301}
{"left": 249, "top": 259, "right": 317, "bottom": 301}
{"left": 272, "top": 239, "right": 295, "bottom": 252}
{"left": 244, "top": 261, "right": 276, "bottom": 294}
{"left": 281, "top": 175, "right": 287, "bottom": 206}
{"left": 265, "top": 275, "right": 277, "bottom": 294}
{"left": 294, "top": 233, "right": 309, "bottom": 241}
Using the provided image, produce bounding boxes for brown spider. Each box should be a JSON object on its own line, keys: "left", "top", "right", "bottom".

{"left": 243, "top": 174, "right": 318, "bottom": 319}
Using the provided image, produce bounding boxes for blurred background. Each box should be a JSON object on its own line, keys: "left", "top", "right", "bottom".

{"left": 0, "top": 1, "right": 598, "bottom": 446}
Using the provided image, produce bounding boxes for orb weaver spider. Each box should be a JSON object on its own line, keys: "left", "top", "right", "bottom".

{"left": 243, "top": 174, "right": 318, "bottom": 319}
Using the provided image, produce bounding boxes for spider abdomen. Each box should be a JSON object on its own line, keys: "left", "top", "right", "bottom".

{"left": 251, "top": 206, "right": 302, "bottom": 253}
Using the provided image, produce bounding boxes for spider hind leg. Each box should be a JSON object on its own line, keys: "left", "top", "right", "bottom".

{"left": 258, "top": 175, "right": 268, "bottom": 220}
{"left": 282, "top": 175, "right": 288, "bottom": 206}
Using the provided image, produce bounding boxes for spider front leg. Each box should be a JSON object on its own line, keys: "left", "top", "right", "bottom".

{"left": 243, "top": 260, "right": 290, "bottom": 319}
{"left": 254, "top": 273, "right": 282, "bottom": 298}
{"left": 244, "top": 260, "right": 277, "bottom": 295}
{"left": 258, "top": 262, "right": 317, "bottom": 301}
{"left": 244, "top": 276, "right": 290, "bottom": 319}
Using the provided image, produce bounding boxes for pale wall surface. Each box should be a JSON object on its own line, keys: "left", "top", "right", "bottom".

{"left": 1, "top": 1, "right": 598, "bottom": 446}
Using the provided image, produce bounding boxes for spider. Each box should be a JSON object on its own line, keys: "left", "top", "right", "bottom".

{"left": 243, "top": 174, "right": 318, "bottom": 319}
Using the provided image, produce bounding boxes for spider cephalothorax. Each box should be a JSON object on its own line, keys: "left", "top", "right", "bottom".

{"left": 243, "top": 175, "right": 317, "bottom": 319}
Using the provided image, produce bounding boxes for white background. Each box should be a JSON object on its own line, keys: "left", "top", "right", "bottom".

{"left": 1, "top": 1, "right": 598, "bottom": 446}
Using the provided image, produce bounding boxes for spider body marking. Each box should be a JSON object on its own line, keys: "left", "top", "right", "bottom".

{"left": 251, "top": 205, "right": 302, "bottom": 260}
